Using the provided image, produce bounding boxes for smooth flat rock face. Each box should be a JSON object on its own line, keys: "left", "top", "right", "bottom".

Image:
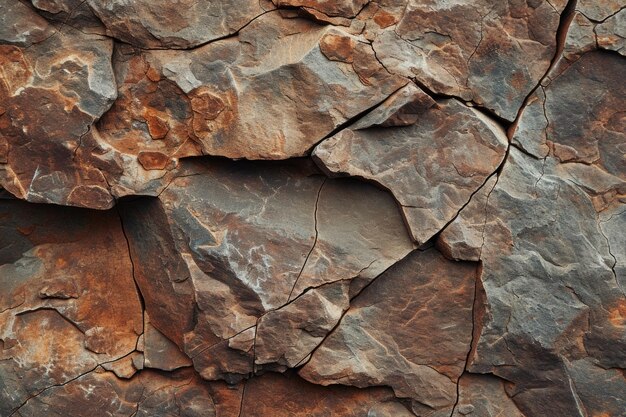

{"left": 2, "top": 0, "right": 626, "bottom": 416}
{"left": 314, "top": 96, "right": 508, "bottom": 244}
{"left": 300, "top": 248, "right": 476, "bottom": 415}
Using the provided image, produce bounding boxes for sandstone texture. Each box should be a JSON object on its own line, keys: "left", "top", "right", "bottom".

{"left": 0, "top": 0, "right": 625, "bottom": 416}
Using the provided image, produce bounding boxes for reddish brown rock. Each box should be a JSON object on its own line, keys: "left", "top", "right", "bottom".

{"left": 142, "top": 313, "right": 192, "bottom": 372}
{"left": 0, "top": 11, "right": 118, "bottom": 209}
{"left": 240, "top": 371, "right": 414, "bottom": 417}
{"left": 0, "top": 200, "right": 142, "bottom": 416}
{"left": 1, "top": 2, "right": 625, "bottom": 416}
{"left": 300, "top": 248, "right": 477, "bottom": 415}
{"left": 14, "top": 368, "right": 236, "bottom": 417}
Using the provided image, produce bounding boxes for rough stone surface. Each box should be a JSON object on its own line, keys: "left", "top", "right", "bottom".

{"left": 300, "top": 248, "right": 476, "bottom": 415}
{"left": 0, "top": 200, "right": 142, "bottom": 415}
{"left": 314, "top": 94, "right": 508, "bottom": 244}
{"left": 86, "top": 0, "right": 270, "bottom": 49}
{"left": 370, "top": 0, "right": 568, "bottom": 121}
{"left": 1, "top": 0, "right": 625, "bottom": 416}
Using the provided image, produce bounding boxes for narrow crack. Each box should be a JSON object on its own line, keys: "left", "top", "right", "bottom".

{"left": 449, "top": 264, "right": 481, "bottom": 417}
{"left": 305, "top": 83, "right": 410, "bottom": 155}
{"left": 115, "top": 206, "right": 146, "bottom": 349}
{"left": 477, "top": 178, "right": 500, "bottom": 260}
{"left": 23, "top": 0, "right": 89, "bottom": 49}
{"left": 287, "top": 178, "right": 326, "bottom": 302}
{"left": 72, "top": 125, "right": 90, "bottom": 162}
{"left": 105, "top": 9, "right": 276, "bottom": 52}
{"left": 429, "top": 139, "right": 510, "bottom": 246}
{"left": 237, "top": 379, "right": 248, "bottom": 417}
{"left": 509, "top": 0, "right": 578, "bottom": 128}
{"left": 293, "top": 248, "right": 417, "bottom": 368}
{"left": 598, "top": 215, "right": 625, "bottom": 298}
{"left": 15, "top": 307, "right": 85, "bottom": 335}
{"left": 8, "top": 348, "right": 140, "bottom": 417}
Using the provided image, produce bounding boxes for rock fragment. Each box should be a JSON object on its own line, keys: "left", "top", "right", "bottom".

{"left": 314, "top": 95, "right": 508, "bottom": 244}
{"left": 300, "top": 248, "right": 476, "bottom": 415}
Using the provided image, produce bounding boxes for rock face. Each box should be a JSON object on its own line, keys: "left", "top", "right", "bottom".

{"left": 300, "top": 248, "right": 477, "bottom": 416}
{"left": 313, "top": 86, "right": 508, "bottom": 244}
{"left": 1, "top": 0, "right": 625, "bottom": 416}
{"left": 370, "top": 0, "right": 569, "bottom": 121}
{"left": 86, "top": 0, "right": 271, "bottom": 49}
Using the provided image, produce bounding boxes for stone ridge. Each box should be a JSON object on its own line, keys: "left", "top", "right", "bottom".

{"left": 0, "top": 0, "right": 624, "bottom": 416}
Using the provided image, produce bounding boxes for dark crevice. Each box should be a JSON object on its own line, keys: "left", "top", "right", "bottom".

{"left": 450, "top": 264, "right": 481, "bottom": 417}
{"left": 509, "top": 0, "right": 578, "bottom": 132}
{"left": 115, "top": 206, "right": 146, "bottom": 347}
{"left": 304, "top": 82, "right": 411, "bottom": 155}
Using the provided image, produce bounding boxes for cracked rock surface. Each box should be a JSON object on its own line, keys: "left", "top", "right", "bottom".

{"left": 0, "top": 0, "right": 624, "bottom": 416}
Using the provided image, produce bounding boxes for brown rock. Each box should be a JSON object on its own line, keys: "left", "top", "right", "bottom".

{"left": 272, "top": 0, "right": 369, "bottom": 18}
{"left": 139, "top": 13, "right": 405, "bottom": 159}
{"left": 0, "top": 18, "right": 118, "bottom": 209}
{"left": 86, "top": 0, "right": 269, "bottom": 49}
{"left": 448, "top": 148, "right": 625, "bottom": 415}
{"left": 451, "top": 374, "right": 524, "bottom": 417}
{"left": 314, "top": 96, "right": 508, "bottom": 244}
{"left": 1, "top": 2, "right": 624, "bottom": 416}
{"left": 15, "top": 368, "right": 230, "bottom": 417}
{"left": 0, "top": 200, "right": 142, "bottom": 416}
{"left": 153, "top": 158, "right": 413, "bottom": 381}
{"left": 143, "top": 313, "right": 192, "bottom": 371}
{"left": 137, "top": 151, "right": 172, "bottom": 171}
{"left": 0, "top": 1, "right": 55, "bottom": 47}
{"left": 437, "top": 176, "right": 499, "bottom": 262}
{"left": 300, "top": 248, "right": 476, "bottom": 415}
{"left": 371, "top": 0, "right": 568, "bottom": 121}
{"left": 31, "top": 0, "right": 106, "bottom": 35}
{"left": 240, "top": 371, "right": 413, "bottom": 417}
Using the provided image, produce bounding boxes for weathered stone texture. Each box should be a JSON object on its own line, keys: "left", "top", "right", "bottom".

{"left": 1, "top": 0, "right": 625, "bottom": 415}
